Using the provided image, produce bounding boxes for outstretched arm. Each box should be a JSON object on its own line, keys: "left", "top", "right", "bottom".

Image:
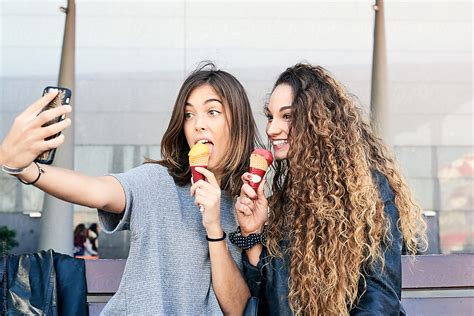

{"left": 0, "top": 91, "right": 125, "bottom": 213}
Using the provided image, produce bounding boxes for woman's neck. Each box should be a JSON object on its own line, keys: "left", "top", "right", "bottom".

{"left": 215, "top": 173, "right": 222, "bottom": 186}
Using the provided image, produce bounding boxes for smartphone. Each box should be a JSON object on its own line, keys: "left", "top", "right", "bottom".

{"left": 34, "top": 86, "right": 72, "bottom": 165}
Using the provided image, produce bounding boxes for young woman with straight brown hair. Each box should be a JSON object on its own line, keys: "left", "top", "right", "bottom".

{"left": 0, "top": 63, "right": 262, "bottom": 315}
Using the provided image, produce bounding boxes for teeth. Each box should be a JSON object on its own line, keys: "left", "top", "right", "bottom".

{"left": 198, "top": 140, "right": 209, "bottom": 144}
{"left": 273, "top": 140, "right": 287, "bottom": 146}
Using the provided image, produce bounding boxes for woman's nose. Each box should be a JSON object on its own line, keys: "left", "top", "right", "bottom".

{"left": 194, "top": 115, "right": 207, "bottom": 132}
{"left": 266, "top": 120, "right": 280, "bottom": 136}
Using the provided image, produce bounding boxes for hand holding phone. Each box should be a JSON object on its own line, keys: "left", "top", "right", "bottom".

{"left": 35, "top": 86, "right": 72, "bottom": 165}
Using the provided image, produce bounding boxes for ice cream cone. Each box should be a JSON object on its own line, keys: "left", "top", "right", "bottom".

{"left": 189, "top": 142, "right": 211, "bottom": 183}
{"left": 248, "top": 149, "right": 273, "bottom": 191}
{"left": 250, "top": 154, "right": 269, "bottom": 171}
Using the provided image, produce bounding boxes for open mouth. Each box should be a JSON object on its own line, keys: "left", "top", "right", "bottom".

{"left": 197, "top": 139, "right": 213, "bottom": 145}
{"left": 197, "top": 139, "right": 214, "bottom": 152}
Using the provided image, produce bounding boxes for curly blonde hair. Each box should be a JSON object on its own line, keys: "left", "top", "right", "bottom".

{"left": 265, "top": 64, "right": 427, "bottom": 315}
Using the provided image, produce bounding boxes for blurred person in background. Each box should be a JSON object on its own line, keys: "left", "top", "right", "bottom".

{"left": 87, "top": 222, "right": 100, "bottom": 255}
{"left": 73, "top": 223, "right": 97, "bottom": 258}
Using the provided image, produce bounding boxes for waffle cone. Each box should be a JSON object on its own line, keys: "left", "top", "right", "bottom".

{"left": 250, "top": 154, "right": 269, "bottom": 171}
{"left": 189, "top": 154, "right": 209, "bottom": 167}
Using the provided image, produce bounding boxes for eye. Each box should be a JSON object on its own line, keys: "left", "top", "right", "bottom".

{"left": 208, "top": 109, "right": 221, "bottom": 116}
{"left": 184, "top": 112, "right": 194, "bottom": 120}
{"left": 282, "top": 112, "right": 292, "bottom": 121}
{"left": 264, "top": 109, "right": 273, "bottom": 122}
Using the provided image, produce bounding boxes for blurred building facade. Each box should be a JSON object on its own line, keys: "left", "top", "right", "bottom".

{"left": 0, "top": 0, "right": 472, "bottom": 256}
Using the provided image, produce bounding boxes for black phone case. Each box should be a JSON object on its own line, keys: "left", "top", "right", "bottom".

{"left": 34, "top": 86, "right": 72, "bottom": 165}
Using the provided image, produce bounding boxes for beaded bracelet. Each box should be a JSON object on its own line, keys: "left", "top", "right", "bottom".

{"left": 228, "top": 226, "right": 266, "bottom": 250}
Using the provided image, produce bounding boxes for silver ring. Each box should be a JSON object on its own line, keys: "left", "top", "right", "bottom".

{"left": 199, "top": 205, "right": 205, "bottom": 213}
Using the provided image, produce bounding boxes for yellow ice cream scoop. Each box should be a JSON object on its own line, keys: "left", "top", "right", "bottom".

{"left": 189, "top": 142, "right": 210, "bottom": 160}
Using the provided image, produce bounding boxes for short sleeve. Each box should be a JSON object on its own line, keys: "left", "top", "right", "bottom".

{"left": 98, "top": 172, "right": 136, "bottom": 233}
{"left": 97, "top": 164, "right": 160, "bottom": 234}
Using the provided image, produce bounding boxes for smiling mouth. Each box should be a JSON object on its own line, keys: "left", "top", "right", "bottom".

{"left": 272, "top": 140, "right": 288, "bottom": 146}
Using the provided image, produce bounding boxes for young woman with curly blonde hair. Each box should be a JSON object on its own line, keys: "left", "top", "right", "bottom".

{"left": 234, "top": 63, "right": 427, "bottom": 315}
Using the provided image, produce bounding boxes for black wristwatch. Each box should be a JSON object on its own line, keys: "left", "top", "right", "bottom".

{"left": 229, "top": 226, "right": 266, "bottom": 250}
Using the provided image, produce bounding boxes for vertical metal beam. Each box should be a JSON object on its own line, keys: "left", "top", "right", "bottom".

{"left": 39, "top": 0, "right": 76, "bottom": 255}
{"left": 370, "top": 0, "right": 391, "bottom": 145}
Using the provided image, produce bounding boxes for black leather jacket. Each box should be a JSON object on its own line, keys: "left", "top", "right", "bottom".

{"left": 243, "top": 171, "right": 407, "bottom": 315}
{"left": 0, "top": 249, "right": 88, "bottom": 315}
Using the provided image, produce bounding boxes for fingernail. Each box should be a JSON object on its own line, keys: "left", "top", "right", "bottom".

{"left": 49, "top": 88, "right": 58, "bottom": 94}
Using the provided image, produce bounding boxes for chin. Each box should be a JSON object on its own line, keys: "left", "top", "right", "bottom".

{"left": 274, "top": 152, "right": 288, "bottom": 160}
{"left": 207, "top": 159, "right": 219, "bottom": 171}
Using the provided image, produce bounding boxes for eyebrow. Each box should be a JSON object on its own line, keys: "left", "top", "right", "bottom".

{"left": 264, "top": 105, "right": 292, "bottom": 113}
{"left": 185, "top": 98, "right": 223, "bottom": 107}
{"left": 279, "top": 106, "right": 292, "bottom": 112}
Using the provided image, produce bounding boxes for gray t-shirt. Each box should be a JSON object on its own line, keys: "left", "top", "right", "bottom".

{"left": 98, "top": 163, "right": 242, "bottom": 315}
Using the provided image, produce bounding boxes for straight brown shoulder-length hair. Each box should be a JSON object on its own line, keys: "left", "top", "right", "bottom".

{"left": 146, "top": 62, "right": 262, "bottom": 196}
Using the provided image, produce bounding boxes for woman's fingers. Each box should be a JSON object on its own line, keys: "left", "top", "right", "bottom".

{"left": 34, "top": 104, "right": 72, "bottom": 128}
{"left": 236, "top": 203, "right": 253, "bottom": 216}
{"left": 23, "top": 90, "right": 59, "bottom": 118}
{"left": 190, "top": 169, "right": 220, "bottom": 200}
{"left": 190, "top": 179, "right": 213, "bottom": 196}
{"left": 236, "top": 196, "right": 255, "bottom": 214}
{"left": 240, "top": 172, "right": 253, "bottom": 185}
{"left": 194, "top": 167, "right": 219, "bottom": 187}
{"left": 257, "top": 179, "right": 266, "bottom": 198}
{"left": 240, "top": 196, "right": 253, "bottom": 208}
{"left": 241, "top": 183, "right": 257, "bottom": 200}
{"left": 190, "top": 181, "right": 198, "bottom": 196}
{"left": 191, "top": 180, "right": 220, "bottom": 211}
{"left": 38, "top": 118, "right": 71, "bottom": 140}
{"left": 43, "top": 133, "right": 65, "bottom": 150}
{"left": 193, "top": 185, "right": 218, "bottom": 201}
{"left": 0, "top": 92, "right": 70, "bottom": 169}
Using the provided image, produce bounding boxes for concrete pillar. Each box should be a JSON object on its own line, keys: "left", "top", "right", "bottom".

{"left": 39, "top": 0, "right": 76, "bottom": 255}
{"left": 370, "top": 0, "right": 391, "bottom": 145}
